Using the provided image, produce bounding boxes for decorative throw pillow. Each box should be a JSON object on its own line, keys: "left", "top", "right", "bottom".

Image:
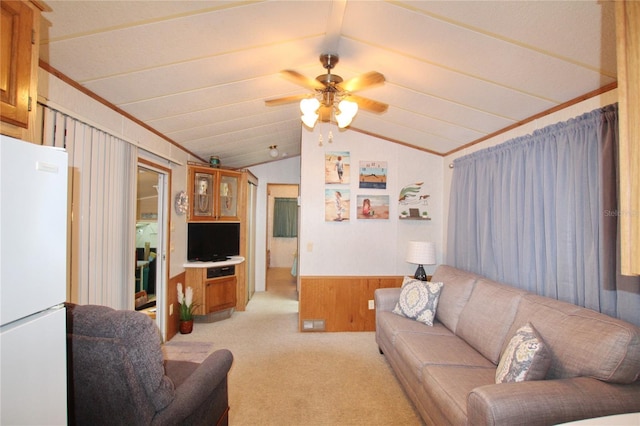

{"left": 495, "top": 323, "right": 552, "bottom": 383}
{"left": 392, "top": 278, "right": 444, "bottom": 326}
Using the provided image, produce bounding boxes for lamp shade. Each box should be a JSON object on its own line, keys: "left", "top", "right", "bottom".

{"left": 269, "top": 145, "right": 279, "bottom": 158}
{"left": 406, "top": 241, "right": 436, "bottom": 265}
{"left": 300, "top": 98, "right": 320, "bottom": 115}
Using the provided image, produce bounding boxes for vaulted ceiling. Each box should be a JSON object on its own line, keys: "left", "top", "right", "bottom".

{"left": 39, "top": 1, "right": 617, "bottom": 169}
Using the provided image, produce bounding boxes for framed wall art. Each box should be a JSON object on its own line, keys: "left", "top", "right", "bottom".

{"left": 357, "top": 194, "right": 390, "bottom": 219}
{"left": 359, "top": 161, "right": 387, "bottom": 189}
{"left": 325, "top": 188, "right": 350, "bottom": 222}
{"left": 325, "top": 151, "right": 350, "bottom": 184}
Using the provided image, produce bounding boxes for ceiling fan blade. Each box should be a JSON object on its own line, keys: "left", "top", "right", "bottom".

{"left": 347, "top": 94, "right": 389, "bottom": 113}
{"left": 339, "top": 71, "right": 385, "bottom": 92}
{"left": 265, "top": 94, "right": 309, "bottom": 106}
{"left": 280, "top": 70, "right": 326, "bottom": 90}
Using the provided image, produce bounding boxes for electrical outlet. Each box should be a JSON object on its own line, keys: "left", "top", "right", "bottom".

{"left": 368, "top": 300, "right": 375, "bottom": 310}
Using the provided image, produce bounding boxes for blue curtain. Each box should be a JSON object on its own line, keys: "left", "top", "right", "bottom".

{"left": 447, "top": 104, "right": 640, "bottom": 326}
{"left": 273, "top": 197, "right": 298, "bottom": 238}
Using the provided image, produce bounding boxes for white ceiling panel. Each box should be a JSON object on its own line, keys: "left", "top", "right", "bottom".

{"left": 40, "top": 0, "right": 617, "bottom": 167}
{"left": 406, "top": 1, "right": 617, "bottom": 75}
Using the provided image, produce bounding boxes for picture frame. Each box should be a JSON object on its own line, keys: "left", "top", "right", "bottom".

{"left": 357, "top": 195, "right": 390, "bottom": 219}
{"left": 325, "top": 188, "right": 350, "bottom": 222}
{"left": 325, "top": 151, "right": 350, "bottom": 184}
{"left": 359, "top": 161, "right": 387, "bottom": 189}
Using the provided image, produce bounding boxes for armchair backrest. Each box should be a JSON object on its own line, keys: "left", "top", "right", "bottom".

{"left": 66, "top": 304, "right": 175, "bottom": 425}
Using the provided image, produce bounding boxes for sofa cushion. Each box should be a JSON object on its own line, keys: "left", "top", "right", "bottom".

{"left": 393, "top": 278, "right": 444, "bottom": 326}
{"left": 495, "top": 323, "right": 551, "bottom": 383}
{"left": 506, "top": 295, "right": 640, "bottom": 384}
{"left": 456, "top": 279, "right": 526, "bottom": 364}
{"left": 421, "top": 365, "right": 496, "bottom": 425}
{"left": 431, "top": 265, "right": 478, "bottom": 333}
{"left": 395, "top": 332, "right": 495, "bottom": 380}
{"left": 378, "top": 311, "right": 454, "bottom": 346}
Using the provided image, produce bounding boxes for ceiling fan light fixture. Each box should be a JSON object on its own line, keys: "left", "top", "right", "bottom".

{"left": 336, "top": 113, "right": 353, "bottom": 129}
{"left": 269, "top": 145, "right": 279, "bottom": 158}
{"left": 300, "top": 98, "right": 320, "bottom": 115}
{"left": 338, "top": 99, "right": 358, "bottom": 116}
{"left": 336, "top": 99, "right": 358, "bottom": 128}
{"left": 301, "top": 112, "right": 319, "bottom": 128}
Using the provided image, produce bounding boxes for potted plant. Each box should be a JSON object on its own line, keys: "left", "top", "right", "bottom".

{"left": 177, "top": 283, "right": 197, "bottom": 334}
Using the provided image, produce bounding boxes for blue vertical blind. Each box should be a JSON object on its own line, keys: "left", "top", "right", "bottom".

{"left": 273, "top": 197, "right": 298, "bottom": 238}
{"left": 447, "top": 104, "right": 639, "bottom": 326}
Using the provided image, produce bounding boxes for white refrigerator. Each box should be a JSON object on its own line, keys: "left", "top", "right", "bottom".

{"left": 0, "top": 135, "right": 68, "bottom": 425}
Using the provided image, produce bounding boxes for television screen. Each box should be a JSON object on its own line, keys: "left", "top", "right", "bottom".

{"left": 187, "top": 222, "right": 240, "bottom": 262}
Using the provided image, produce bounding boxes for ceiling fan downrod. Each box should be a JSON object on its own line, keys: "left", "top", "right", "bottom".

{"left": 316, "top": 53, "right": 343, "bottom": 88}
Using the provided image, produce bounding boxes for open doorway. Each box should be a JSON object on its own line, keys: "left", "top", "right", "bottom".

{"left": 266, "top": 184, "right": 299, "bottom": 292}
{"left": 135, "top": 162, "right": 169, "bottom": 339}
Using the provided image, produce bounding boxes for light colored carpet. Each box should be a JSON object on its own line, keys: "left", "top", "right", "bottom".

{"left": 165, "top": 268, "right": 422, "bottom": 426}
{"left": 163, "top": 341, "right": 214, "bottom": 363}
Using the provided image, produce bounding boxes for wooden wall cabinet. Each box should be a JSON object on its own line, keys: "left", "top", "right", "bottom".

{"left": 187, "top": 165, "right": 240, "bottom": 221}
{"left": 185, "top": 166, "right": 258, "bottom": 314}
{"left": 0, "top": 0, "right": 43, "bottom": 142}
{"left": 615, "top": 0, "right": 640, "bottom": 276}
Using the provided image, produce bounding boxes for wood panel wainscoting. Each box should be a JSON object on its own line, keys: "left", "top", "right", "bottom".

{"left": 299, "top": 276, "right": 404, "bottom": 332}
{"left": 167, "top": 271, "right": 186, "bottom": 341}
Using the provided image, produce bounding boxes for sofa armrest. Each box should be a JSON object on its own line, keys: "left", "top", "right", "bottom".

{"left": 467, "top": 377, "right": 640, "bottom": 426}
{"left": 374, "top": 288, "right": 402, "bottom": 312}
{"left": 154, "top": 349, "right": 233, "bottom": 425}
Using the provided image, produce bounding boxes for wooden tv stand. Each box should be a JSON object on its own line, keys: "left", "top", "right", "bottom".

{"left": 184, "top": 257, "right": 244, "bottom": 322}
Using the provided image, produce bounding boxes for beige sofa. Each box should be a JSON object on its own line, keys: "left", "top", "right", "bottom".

{"left": 375, "top": 265, "right": 640, "bottom": 425}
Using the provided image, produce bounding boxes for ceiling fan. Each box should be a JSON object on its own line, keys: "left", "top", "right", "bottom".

{"left": 265, "top": 54, "right": 388, "bottom": 128}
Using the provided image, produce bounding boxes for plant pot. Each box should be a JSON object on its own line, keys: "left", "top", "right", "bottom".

{"left": 179, "top": 320, "right": 194, "bottom": 334}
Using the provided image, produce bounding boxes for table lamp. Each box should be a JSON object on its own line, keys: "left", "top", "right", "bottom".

{"left": 406, "top": 241, "right": 436, "bottom": 281}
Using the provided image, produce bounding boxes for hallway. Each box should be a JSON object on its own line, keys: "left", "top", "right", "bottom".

{"left": 264, "top": 266, "right": 297, "bottom": 301}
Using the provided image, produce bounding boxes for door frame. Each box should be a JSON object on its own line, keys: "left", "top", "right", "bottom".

{"left": 265, "top": 183, "right": 300, "bottom": 291}
{"left": 137, "top": 158, "right": 171, "bottom": 341}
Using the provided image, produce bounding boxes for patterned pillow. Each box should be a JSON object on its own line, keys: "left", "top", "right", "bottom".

{"left": 495, "top": 323, "right": 551, "bottom": 383}
{"left": 392, "top": 278, "right": 444, "bottom": 326}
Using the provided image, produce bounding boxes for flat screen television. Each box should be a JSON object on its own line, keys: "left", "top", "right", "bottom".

{"left": 187, "top": 222, "right": 240, "bottom": 262}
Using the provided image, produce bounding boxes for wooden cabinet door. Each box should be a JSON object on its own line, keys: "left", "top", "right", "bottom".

{"left": 217, "top": 172, "right": 239, "bottom": 220}
{"left": 1, "top": 0, "right": 34, "bottom": 129}
{"left": 189, "top": 167, "right": 217, "bottom": 221}
{"left": 205, "top": 276, "right": 237, "bottom": 313}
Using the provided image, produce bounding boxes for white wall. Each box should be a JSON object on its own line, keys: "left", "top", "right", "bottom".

{"left": 299, "top": 126, "right": 444, "bottom": 278}
{"left": 247, "top": 156, "right": 301, "bottom": 292}
{"left": 441, "top": 89, "right": 618, "bottom": 261}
